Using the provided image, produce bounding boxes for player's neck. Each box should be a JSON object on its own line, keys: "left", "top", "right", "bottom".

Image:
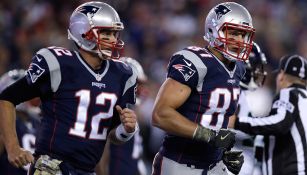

{"left": 208, "top": 46, "right": 232, "bottom": 67}
{"left": 79, "top": 49, "right": 104, "bottom": 70}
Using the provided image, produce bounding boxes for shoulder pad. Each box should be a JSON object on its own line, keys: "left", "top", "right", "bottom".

{"left": 168, "top": 49, "right": 208, "bottom": 91}
{"left": 45, "top": 46, "right": 74, "bottom": 57}
{"left": 110, "top": 59, "right": 134, "bottom": 75}
{"left": 36, "top": 48, "right": 62, "bottom": 92}
{"left": 181, "top": 46, "right": 213, "bottom": 59}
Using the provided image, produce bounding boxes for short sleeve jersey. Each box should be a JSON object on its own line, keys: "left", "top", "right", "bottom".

{"left": 161, "top": 46, "right": 245, "bottom": 167}
{"left": 23, "top": 46, "right": 137, "bottom": 171}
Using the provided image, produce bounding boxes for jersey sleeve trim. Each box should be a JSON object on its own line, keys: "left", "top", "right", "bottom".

{"left": 122, "top": 68, "right": 137, "bottom": 96}
{"left": 175, "top": 50, "right": 207, "bottom": 92}
{"left": 37, "top": 48, "right": 61, "bottom": 92}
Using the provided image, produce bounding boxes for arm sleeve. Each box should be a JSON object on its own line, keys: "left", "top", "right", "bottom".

{"left": 0, "top": 77, "right": 41, "bottom": 105}
{"left": 26, "top": 48, "right": 61, "bottom": 94}
{"left": 235, "top": 88, "right": 298, "bottom": 136}
{"left": 167, "top": 54, "right": 199, "bottom": 88}
{"left": 0, "top": 53, "right": 52, "bottom": 105}
{"left": 118, "top": 66, "right": 138, "bottom": 108}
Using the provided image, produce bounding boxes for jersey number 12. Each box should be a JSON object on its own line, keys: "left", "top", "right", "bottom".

{"left": 69, "top": 90, "right": 117, "bottom": 140}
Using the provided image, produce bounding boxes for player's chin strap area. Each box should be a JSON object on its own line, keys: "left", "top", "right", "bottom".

{"left": 115, "top": 122, "right": 139, "bottom": 142}
{"left": 33, "top": 155, "right": 63, "bottom": 175}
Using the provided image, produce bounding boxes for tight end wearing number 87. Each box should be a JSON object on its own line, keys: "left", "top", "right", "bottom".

{"left": 151, "top": 2, "right": 254, "bottom": 175}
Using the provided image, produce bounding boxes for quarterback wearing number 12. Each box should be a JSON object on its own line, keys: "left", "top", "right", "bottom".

{"left": 0, "top": 1, "right": 138, "bottom": 175}
{"left": 152, "top": 2, "right": 255, "bottom": 175}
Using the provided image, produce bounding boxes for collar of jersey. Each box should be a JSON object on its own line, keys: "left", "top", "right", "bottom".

{"left": 205, "top": 47, "right": 237, "bottom": 78}
{"left": 75, "top": 51, "right": 110, "bottom": 81}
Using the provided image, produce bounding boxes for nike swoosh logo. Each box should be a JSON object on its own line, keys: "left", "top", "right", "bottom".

{"left": 36, "top": 55, "right": 42, "bottom": 62}
{"left": 221, "top": 133, "right": 230, "bottom": 140}
{"left": 183, "top": 59, "right": 192, "bottom": 67}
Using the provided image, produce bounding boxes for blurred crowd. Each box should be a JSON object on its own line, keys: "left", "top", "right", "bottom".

{"left": 0, "top": 0, "right": 307, "bottom": 167}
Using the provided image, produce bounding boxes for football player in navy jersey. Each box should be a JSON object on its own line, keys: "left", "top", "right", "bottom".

{"left": 228, "top": 42, "right": 268, "bottom": 175}
{"left": 151, "top": 2, "right": 255, "bottom": 175}
{"left": 0, "top": 69, "right": 41, "bottom": 175}
{"left": 96, "top": 57, "right": 148, "bottom": 175}
{"left": 0, "top": 2, "right": 138, "bottom": 175}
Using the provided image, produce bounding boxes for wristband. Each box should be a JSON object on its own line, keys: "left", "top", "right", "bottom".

{"left": 115, "top": 123, "right": 139, "bottom": 142}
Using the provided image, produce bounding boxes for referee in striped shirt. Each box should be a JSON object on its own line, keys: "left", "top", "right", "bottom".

{"left": 230, "top": 54, "right": 307, "bottom": 175}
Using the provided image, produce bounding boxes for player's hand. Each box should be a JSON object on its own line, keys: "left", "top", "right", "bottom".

{"left": 222, "top": 150, "right": 244, "bottom": 175}
{"left": 7, "top": 145, "right": 34, "bottom": 168}
{"left": 116, "top": 105, "right": 137, "bottom": 133}
{"left": 210, "top": 129, "right": 235, "bottom": 151}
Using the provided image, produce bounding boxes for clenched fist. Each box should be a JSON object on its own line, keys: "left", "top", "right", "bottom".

{"left": 7, "top": 145, "right": 34, "bottom": 168}
{"left": 116, "top": 105, "right": 137, "bottom": 133}
{"left": 223, "top": 150, "right": 244, "bottom": 175}
{"left": 211, "top": 129, "right": 236, "bottom": 151}
{"left": 193, "top": 125, "right": 235, "bottom": 151}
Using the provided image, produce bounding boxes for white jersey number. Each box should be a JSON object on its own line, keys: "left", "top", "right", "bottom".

{"left": 69, "top": 90, "right": 117, "bottom": 140}
{"left": 200, "top": 88, "right": 240, "bottom": 129}
{"left": 48, "top": 46, "right": 73, "bottom": 56}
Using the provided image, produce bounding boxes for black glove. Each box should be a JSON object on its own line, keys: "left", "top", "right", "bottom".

{"left": 222, "top": 150, "right": 244, "bottom": 175}
{"left": 210, "top": 129, "right": 236, "bottom": 151}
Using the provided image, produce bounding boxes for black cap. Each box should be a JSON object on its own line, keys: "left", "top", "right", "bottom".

{"left": 275, "top": 54, "right": 307, "bottom": 80}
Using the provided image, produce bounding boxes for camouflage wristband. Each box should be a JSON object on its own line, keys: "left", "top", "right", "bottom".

{"left": 192, "top": 124, "right": 215, "bottom": 143}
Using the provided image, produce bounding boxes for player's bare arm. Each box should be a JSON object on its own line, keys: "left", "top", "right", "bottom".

{"left": 152, "top": 78, "right": 197, "bottom": 138}
{"left": 108, "top": 105, "right": 138, "bottom": 145}
{"left": 152, "top": 78, "right": 235, "bottom": 150}
{"left": 0, "top": 100, "right": 34, "bottom": 168}
{"left": 95, "top": 140, "right": 110, "bottom": 175}
{"left": 0, "top": 134, "right": 4, "bottom": 155}
{"left": 228, "top": 115, "right": 237, "bottom": 128}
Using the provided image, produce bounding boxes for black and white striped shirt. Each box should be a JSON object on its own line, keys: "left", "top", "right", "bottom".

{"left": 236, "top": 84, "right": 307, "bottom": 175}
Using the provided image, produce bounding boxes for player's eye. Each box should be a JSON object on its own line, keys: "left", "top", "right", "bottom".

{"left": 98, "top": 29, "right": 110, "bottom": 35}
{"left": 98, "top": 29, "right": 118, "bottom": 37}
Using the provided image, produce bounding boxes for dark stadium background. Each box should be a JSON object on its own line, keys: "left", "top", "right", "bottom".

{"left": 0, "top": 0, "right": 306, "bottom": 172}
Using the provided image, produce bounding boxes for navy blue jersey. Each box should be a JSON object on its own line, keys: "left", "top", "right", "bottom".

{"left": 160, "top": 46, "right": 245, "bottom": 167}
{"left": 0, "top": 113, "right": 39, "bottom": 175}
{"left": 23, "top": 46, "right": 137, "bottom": 171}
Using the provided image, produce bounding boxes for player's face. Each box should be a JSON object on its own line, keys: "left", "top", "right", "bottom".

{"left": 97, "top": 29, "right": 119, "bottom": 51}
{"left": 223, "top": 28, "right": 246, "bottom": 53}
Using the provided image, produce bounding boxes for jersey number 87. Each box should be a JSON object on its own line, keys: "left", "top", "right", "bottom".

{"left": 201, "top": 88, "right": 240, "bottom": 129}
